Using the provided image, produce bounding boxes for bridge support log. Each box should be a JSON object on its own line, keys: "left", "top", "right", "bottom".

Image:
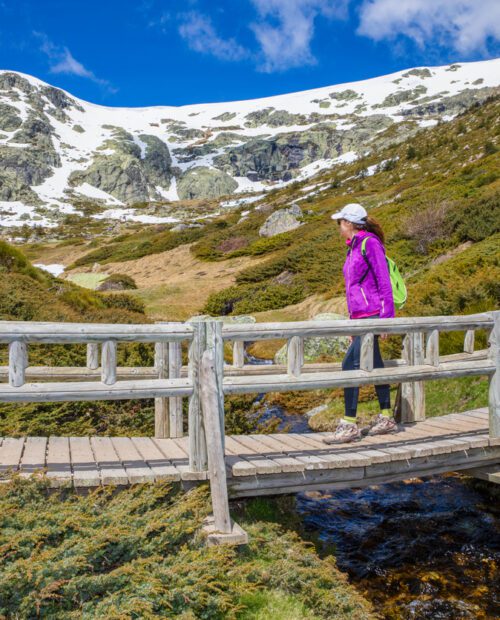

{"left": 200, "top": 348, "right": 247, "bottom": 546}
{"left": 489, "top": 311, "right": 500, "bottom": 438}
{"left": 154, "top": 342, "right": 169, "bottom": 438}
{"left": 169, "top": 342, "right": 183, "bottom": 437}
{"left": 188, "top": 322, "right": 208, "bottom": 472}
{"left": 206, "top": 320, "right": 225, "bottom": 452}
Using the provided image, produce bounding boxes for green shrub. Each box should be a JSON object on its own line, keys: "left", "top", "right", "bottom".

{"left": 100, "top": 273, "right": 138, "bottom": 289}
{"left": 101, "top": 293, "right": 145, "bottom": 314}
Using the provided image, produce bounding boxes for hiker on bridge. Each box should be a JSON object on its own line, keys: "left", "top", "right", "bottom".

{"left": 325, "top": 203, "right": 397, "bottom": 444}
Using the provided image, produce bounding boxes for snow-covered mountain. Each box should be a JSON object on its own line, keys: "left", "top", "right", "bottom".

{"left": 0, "top": 58, "right": 499, "bottom": 228}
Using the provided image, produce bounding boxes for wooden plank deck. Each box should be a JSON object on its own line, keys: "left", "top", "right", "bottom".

{"left": 0, "top": 408, "right": 498, "bottom": 495}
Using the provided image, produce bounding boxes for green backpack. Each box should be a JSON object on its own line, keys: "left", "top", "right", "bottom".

{"left": 361, "top": 237, "right": 407, "bottom": 310}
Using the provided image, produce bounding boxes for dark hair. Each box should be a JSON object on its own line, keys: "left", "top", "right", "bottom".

{"left": 355, "top": 216, "right": 385, "bottom": 244}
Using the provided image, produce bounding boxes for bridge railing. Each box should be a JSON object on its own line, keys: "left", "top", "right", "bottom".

{"left": 202, "top": 312, "right": 500, "bottom": 460}
{"left": 0, "top": 312, "right": 498, "bottom": 478}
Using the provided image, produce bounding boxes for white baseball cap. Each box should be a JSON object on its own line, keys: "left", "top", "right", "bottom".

{"left": 331, "top": 203, "right": 367, "bottom": 224}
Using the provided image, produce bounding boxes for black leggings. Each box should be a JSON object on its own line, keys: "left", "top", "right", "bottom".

{"left": 342, "top": 329, "right": 391, "bottom": 419}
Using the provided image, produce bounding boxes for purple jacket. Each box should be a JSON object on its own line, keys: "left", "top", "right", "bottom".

{"left": 343, "top": 230, "right": 395, "bottom": 319}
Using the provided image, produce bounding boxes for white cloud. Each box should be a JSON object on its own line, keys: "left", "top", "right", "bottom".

{"left": 250, "top": 0, "right": 350, "bottom": 72}
{"left": 178, "top": 11, "right": 248, "bottom": 61}
{"left": 358, "top": 0, "right": 500, "bottom": 55}
{"left": 35, "top": 32, "right": 117, "bottom": 93}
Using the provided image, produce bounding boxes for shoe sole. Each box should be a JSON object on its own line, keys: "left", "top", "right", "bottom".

{"left": 367, "top": 427, "right": 398, "bottom": 436}
{"left": 322, "top": 436, "right": 362, "bottom": 445}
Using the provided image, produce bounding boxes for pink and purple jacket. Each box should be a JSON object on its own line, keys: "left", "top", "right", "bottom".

{"left": 343, "top": 230, "right": 395, "bottom": 319}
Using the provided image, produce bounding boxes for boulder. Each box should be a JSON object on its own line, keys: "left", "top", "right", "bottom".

{"left": 259, "top": 205, "right": 303, "bottom": 237}
{"left": 177, "top": 166, "right": 238, "bottom": 201}
{"left": 274, "top": 312, "right": 350, "bottom": 364}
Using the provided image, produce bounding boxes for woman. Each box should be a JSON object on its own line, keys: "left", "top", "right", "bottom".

{"left": 324, "top": 203, "right": 397, "bottom": 444}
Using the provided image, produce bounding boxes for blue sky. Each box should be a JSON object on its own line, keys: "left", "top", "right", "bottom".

{"left": 1, "top": 0, "right": 499, "bottom": 107}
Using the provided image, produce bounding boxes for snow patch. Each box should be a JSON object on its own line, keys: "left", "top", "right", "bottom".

{"left": 34, "top": 263, "right": 65, "bottom": 277}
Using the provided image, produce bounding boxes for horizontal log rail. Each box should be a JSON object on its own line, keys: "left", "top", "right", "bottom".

{"left": 0, "top": 348, "right": 488, "bottom": 382}
{"left": 0, "top": 321, "right": 194, "bottom": 343}
{"left": 221, "top": 313, "right": 493, "bottom": 340}
{"left": 223, "top": 359, "right": 495, "bottom": 395}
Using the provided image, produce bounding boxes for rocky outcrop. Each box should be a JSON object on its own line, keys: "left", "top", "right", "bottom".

{"left": 214, "top": 115, "right": 393, "bottom": 181}
{"left": 274, "top": 313, "right": 350, "bottom": 364}
{"left": 69, "top": 129, "right": 173, "bottom": 203}
{"left": 177, "top": 167, "right": 238, "bottom": 200}
{"left": 402, "top": 86, "right": 500, "bottom": 118}
{"left": 0, "top": 103, "right": 22, "bottom": 132}
{"left": 245, "top": 108, "right": 308, "bottom": 128}
{"left": 259, "top": 204, "right": 303, "bottom": 237}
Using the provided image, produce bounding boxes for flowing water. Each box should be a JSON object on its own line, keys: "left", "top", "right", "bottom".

{"left": 259, "top": 401, "right": 499, "bottom": 618}
{"left": 247, "top": 351, "right": 499, "bottom": 618}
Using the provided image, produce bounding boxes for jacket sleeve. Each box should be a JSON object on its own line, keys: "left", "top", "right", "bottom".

{"left": 365, "top": 237, "right": 395, "bottom": 318}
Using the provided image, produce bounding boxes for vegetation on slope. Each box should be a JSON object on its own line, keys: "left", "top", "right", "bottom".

{"left": 0, "top": 479, "right": 373, "bottom": 619}
{"left": 201, "top": 103, "right": 498, "bottom": 318}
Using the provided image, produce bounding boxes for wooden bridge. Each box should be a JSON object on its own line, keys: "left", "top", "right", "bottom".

{"left": 0, "top": 312, "right": 499, "bottom": 545}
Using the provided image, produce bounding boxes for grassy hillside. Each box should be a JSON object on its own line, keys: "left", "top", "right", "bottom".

{"left": 58, "top": 96, "right": 499, "bottom": 326}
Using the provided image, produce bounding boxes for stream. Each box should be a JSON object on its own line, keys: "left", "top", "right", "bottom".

{"left": 249, "top": 364, "right": 500, "bottom": 619}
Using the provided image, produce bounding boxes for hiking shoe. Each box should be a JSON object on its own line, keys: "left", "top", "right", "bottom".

{"left": 323, "top": 420, "right": 361, "bottom": 444}
{"left": 366, "top": 414, "right": 398, "bottom": 436}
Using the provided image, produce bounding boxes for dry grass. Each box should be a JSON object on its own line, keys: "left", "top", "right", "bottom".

{"left": 79, "top": 243, "right": 271, "bottom": 320}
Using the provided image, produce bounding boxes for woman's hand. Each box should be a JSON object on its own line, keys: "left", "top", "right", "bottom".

{"left": 380, "top": 333, "right": 388, "bottom": 341}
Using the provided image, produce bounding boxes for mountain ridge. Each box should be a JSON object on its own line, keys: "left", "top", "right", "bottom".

{"left": 0, "top": 58, "right": 499, "bottom": 229}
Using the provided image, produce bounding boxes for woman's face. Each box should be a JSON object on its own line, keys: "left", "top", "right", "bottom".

{"left": 338, "top": 218, "right": 355, "bottom": 240}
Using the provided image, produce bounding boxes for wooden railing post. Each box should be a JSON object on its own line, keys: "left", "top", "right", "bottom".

{"left": 86, "top": 343, "right": 99, "bottom": 370}
{"left": 188, "top": 321, "right": 208, "bottom": 472}
{"left": 360, "top": 333, "right": 374, "bottom": 372}
{"left": 232, "top": 341, "right": 245, "bottom": 368}
{"left": 425, "top": 330, "right": 440, "bottom": 367}
{"left": 400, "top": 332, "right": 426, "bottom": 422}
{"left": 200, "top": 349, "right": 231, "bottom": 533}
{"left": 464, "top": 329, "right": 475, "bottom": 354}
{"left": 101, "top": 341, "right": 117, "bottom": 385}
{"left": 488, "top": 311, "right": 500, "bottom": 437}
{"left": 206, "top": 320, "right": 225, "bottom": 452}
{"left": 9, "top": 340, "right": 27, "bottom": 387}
{"left": 169, "top": 342, "right": 183, "bottom": 437}
{"left": 154, "top": 341, "right": 169, "bottom": 438}
{"left": 200, "top": 348, "right": 248, "bottom": 545}
{"left": 287, "top": 336, "right": 303, "bottom": 377}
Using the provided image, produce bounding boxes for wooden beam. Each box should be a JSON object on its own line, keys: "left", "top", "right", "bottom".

{"left": 360, "top": 333, "right": 374, "bottom": 372}
{"left": 232, "top": 341, "right": 245, "bottom": 369}
{"left": 488, "top": 310, "right": 500, "bottom": 438}
{"left": 0, "top": 321, "right": 194, "bottom": 344}
{"left": 287, "top": 336, "right": 303, "bottom": 377}
{"left": 206, "top": 320, "right": 225, "bottom": 451}
{"left": 169, "top": 341, "right": 183, "bottom": 438}
{"left": 101, "top": 341, "right": 117, "bottom": 386}
{"left": 0, "top": 378, "right": 192, "bottom": 402}
{"left": 188, "top": 321, "right": 208, "bottom": 472}
{"left": 464, "top": 329, "right": 475, "bottom": 354}
{"left": 8, "top": 340, "right": 27, "bottom": 387}
{"left": 154, "top": 342, "right": 169, "bottom": 439}
{"left": 86, "top": 343, "right": 99, "bottom": 370}
{"left": 425, "top": 329, "right": 440, "bottom": 367}
{"left": 223, "top": 358, "right": 494, "bottom": 395}
{"left": 200, "top": 349, "right": 232, "bottom": 534}
{"left": 222, "top": 314, "right": 493, "bottom": 341}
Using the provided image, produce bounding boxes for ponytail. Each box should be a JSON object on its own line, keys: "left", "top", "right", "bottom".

{"left": 355, "top": 216, "right": 385, "bottom": 245}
